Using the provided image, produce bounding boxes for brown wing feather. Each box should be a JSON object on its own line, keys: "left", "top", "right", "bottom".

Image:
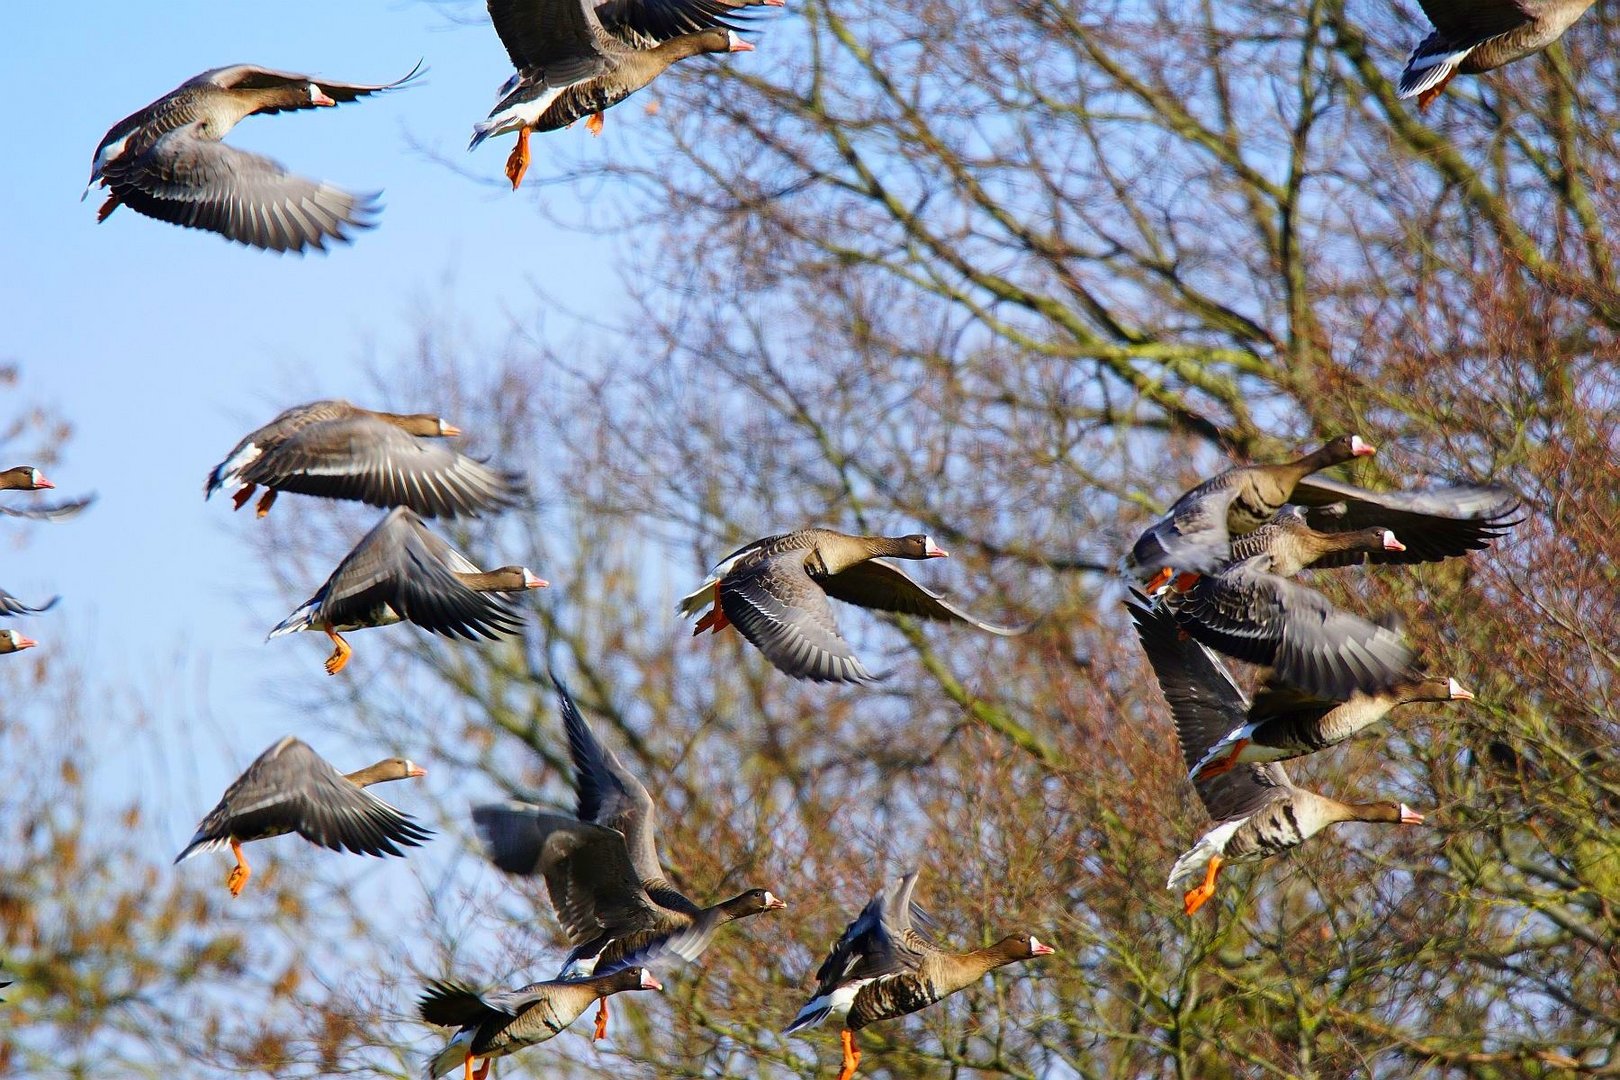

{"left": 820, "top": 559, "right": 1028, "bottom": 634}
{"left": 718, "top": 552, "right": 872, "bottom": 683}
{"left": 101, "top": 129, "right": 377, "bottom": 253}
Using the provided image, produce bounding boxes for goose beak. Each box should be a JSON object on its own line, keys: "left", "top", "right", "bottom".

{"left": 764, "top": 892, "right": 788, "bottom": 910}
{"left": 1029, "top": 937, "right": 1056, "bottom": 956}
{"left": 13, "top": 635, "right": 37, "bottom": 651}
{"left": 923, "top": 537, "right": 948, "bottom": 558}
{"left": 310, "top": 87, "right": 338, "bottom": 107}
{"left": 640, "top": 972, "right": 664, "bottom": 991}
{"left": 727, "top": 32, "right": 755, "bottom": 52}
{"left": 32, "top": 472, "right": 54, "bottom": 490}
{"left": 1448, "top": 678, "right": 1474, "bottom": 701}
{"left": 406, "top": 762, "right": 427, "bottom": 778}
{"left": 1382, "top": 532, "right": 1406, "bottom": 552}
{"left": 522, "top": 570, "right": 549, "bottom": 589}
{"left": 438, "top": 421, "right": 462, "bottom": 437}
{"left": 1399, "top": 804, "right": 1426, "bottom": 826}
{"left": 1350, "top": 435, "right": 1376, "bottom": 457}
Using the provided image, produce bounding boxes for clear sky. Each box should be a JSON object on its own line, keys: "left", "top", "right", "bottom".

{"left": 2, "top": 1, "right": 630, "bottom": 832}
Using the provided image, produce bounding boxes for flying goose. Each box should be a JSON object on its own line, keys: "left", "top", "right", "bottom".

{"left": 1128, "top": 595, "right": 1426, "bottom": 916}
{"left": 1128, "top": 435, "right": 1377, "bottom": 590}
{"left": 269, "top": 508, "right": 544, "bottom": 675}
{"left": 1398, "top": 0, "right": 1596, "bottom": 109}
{"left": 474, "top": 0, "right": 761, "bottom": 189}
{"left": 785, "top": 869, "right": 1054, "bottom": 1080}
{"left": 175, "top": 736, "right": 431, "bottom": 897}
{"left": 87, "top": 64, "right": 420, "bottom": 252}
{"left": 473, "top": 678, "right": 785, "bottom": 1038}
{"left": 1189, "top": 672, "right": 1474, "bottom": 781}
{"left": 207, "top": 400, "right": 526, "bottom": 519}
{"left": 420, "top": 968, "right": 661, "bottom": 1079}
{"left": 679, "top": 529, "right": 1026, "bottom": 683}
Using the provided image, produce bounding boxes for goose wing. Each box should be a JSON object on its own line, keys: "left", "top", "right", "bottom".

{"left": 1411, "top": 0, "right": 1537, "bottom": 45}
{"left": 471, "top": 802, "right": 668, "bottom": 945}
{"left": 1129, "top": 484, "right": 1240, "bottom": 576}
{"left": 820, "top": 560, "right": 1028, "bottom": 635}
{"left": 552, "top": 678, "right": 666, "bottom": 887}
{"left": 202, "top": 63, "right": 422, "bottom": 113}
{"left": 487, "top": 0, "right": 616, "bottom": 86}
{"left": 239, "top": 415, "right": 525, "bottom": 518}
{"left": 595, "top": 0, "right": 756, "bottom": 47}
{"left": 1126, "top": 594, "right": 1295, "bottom": 823}
{"left": 0, "top": 589, "right": 58, "bottom": 616}
{"left": 1289, "top": 477, "right": 1520, "bottom": 568}
{"left": 100, "top": 128, "right": 376, "bottom": 253}
{"left": 1173, "top": 557, "right": 1415, "bottom": 699}
{"left": 0, "top": 494, "right": 95, "bottom": 521}
{"left": 719, "top": 550, "right": 872, "bottom": 683}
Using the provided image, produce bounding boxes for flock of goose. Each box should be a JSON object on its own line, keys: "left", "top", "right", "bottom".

{"left": 146, "top": 405, "right": 1514, "bottom": 1080}
{"left": 80, "top": 0, "right": 1597, "bottom": 253}
{"left": 22, "top": 0, "right": 1575, "bottom": 1074}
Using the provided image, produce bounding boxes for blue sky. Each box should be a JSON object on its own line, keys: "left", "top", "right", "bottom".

{"left": 2, "top": 1, "right": 634, "bottom": 833}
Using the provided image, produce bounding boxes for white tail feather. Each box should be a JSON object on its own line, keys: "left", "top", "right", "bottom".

{"left": 267, "top": 600, "right": 319, "bottom": 639}
{"left": 1398, "top": 43, "right": 1474, "bottom": 99}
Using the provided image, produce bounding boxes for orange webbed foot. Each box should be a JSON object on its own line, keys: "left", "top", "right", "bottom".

{"left": 471, "top": 1058, "right": 491, "bottom": 1080}
{"left": 1145, "top": 567, "right": 1174, "bottom": 595}
{"left": 1416, "top": 70, "right": 1455, "bottom": 112}
{"left": 1196, "top": 740, "right": 1249, "bottom": 780}
{"left": 586, "top": 111, "right": 604, "bottom": 136}
{"left": 232, "top": 485, "right": 256, "bottom": 511}
{"left": 1172, "top": 571, "right": 1201, "bottom": 593}
{"left": 226, "top": 838, "right": 251, "bottom": 898}
{"left": 255, "top": 489, "right": 277, "bottom": 518}
{"left": 592, "top": 999, "right": 609, "bottom": 1041}
{"left": 504, "top": 127, "right": 532, "bottom": 190}
{"left": 323, "top": 625, "right": 353, "bottom": 676}
{"left": 835, "top": 1029, "right": 862, "bottom": 1080}
{"left": 694, "top": 597, "right": 730, "bottom": 635}
{"left": 1182, "top": 855, "right": 1223, "bottom": 916}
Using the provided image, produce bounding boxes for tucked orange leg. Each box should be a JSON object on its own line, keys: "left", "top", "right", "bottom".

{"left": 1196, "top": 740, "right": 1249, "bottom": 780}
{"left": 1417, "top": 71, "right": 1456, "bottom": 112}
{"left": 471, "top": 1058, "right": 491, "bottom": 1080}
{"left": 255, "top": 489, "right": 277, "bottom": 518}
{"left": 323, "top": 624, "right": 353, "bottom": 676}
{"left": 586, "top": 111, "right": 605, "bottom": 136}
{"left": 504, "top": 127, "right": 532, "bottom": 190}
{"left": 1144, "top": 567, "right": 1174, "bottom": 594}
{"left": 694, "top": 597, "right": 730, "bottom": 635}
{"left": 593, "top": 998, "right": 610, "bottom": 1041}
{"left": 1172, "top": 571, "right": 1202, "bottom": 593}
{"left": 835, "top": 1029, "right": 861, "bottom": 1080}
{"left": 1183, "top": 855, "right": 1223, "bottom": 915}
{"left": 226, "top": 838, "right": 251, "bottom": 898}
{"left": 232, "top": 485, "right": 256, "bottom": 511}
